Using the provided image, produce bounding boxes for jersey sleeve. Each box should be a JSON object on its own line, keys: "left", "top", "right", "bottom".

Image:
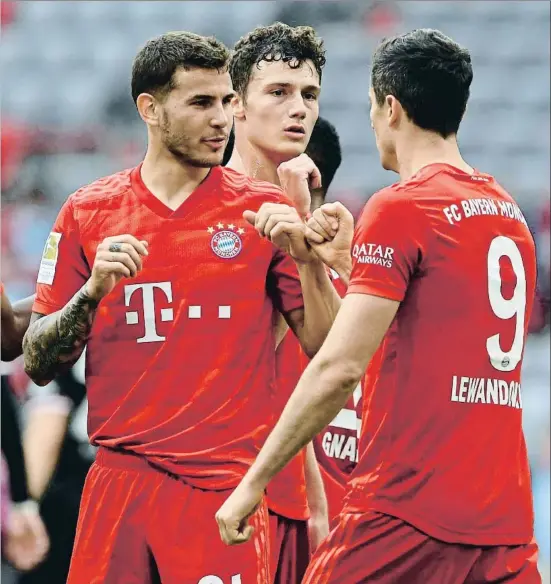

{"left": 267, "top": 249, "right": 304, "bottom": 314}
{"left": 33, "top": 198, "right": 90, "bottom": 315}
{"left": 347, "top": 189, "right": 431, "bottom": 302}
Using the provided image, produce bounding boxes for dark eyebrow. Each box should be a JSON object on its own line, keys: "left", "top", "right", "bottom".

{"left": 303, "top": 84, "right": 321, "bottom": 95}
{"left": 189, "top": 94, "right": 215, "bottom": 101}
{"left": 266, "top": 82, "right": 321, "bottom": 94}
{"left": 189, "top": 92, "right": 235, "bottom": 102}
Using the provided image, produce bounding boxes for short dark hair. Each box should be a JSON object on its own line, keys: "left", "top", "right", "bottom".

{"left": 131, "top": 31, "right": 231, "bottom": 104}
{"left": 306, "top": 116, "right": 342, "bottom": 194}
{"left": 371, "top": 29, "right": 473, "bottom": 138}
{"left": 230, "top": 22, "right": 326, "bottom": 98}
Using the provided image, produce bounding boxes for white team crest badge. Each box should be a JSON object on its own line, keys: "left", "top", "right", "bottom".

{"left": 207, "top": 223, "right": 245, "bottom": 259}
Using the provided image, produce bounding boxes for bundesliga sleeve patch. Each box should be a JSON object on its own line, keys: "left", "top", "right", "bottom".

{"left": 37, "top": 232, "right": 62, "bottom": 285}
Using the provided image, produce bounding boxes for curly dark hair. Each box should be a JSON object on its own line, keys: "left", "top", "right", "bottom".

{"left": 230, "top": 22, "right": 326, "bottom": 98}
{"left": 371, "top": 29, "right": 473, "bottom": 137}
{"left": 131, "top": 31, "right": 231, "bottom": 104}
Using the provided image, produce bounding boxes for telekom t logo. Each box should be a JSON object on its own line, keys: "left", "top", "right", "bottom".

{"left": 125, "top": 282, "right": 174, "bottom": 343}
{"left": 124, "top": 282, "right": 232, "bottom": 344}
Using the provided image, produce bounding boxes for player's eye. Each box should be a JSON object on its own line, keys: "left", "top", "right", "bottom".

{"left": 304, "top": 92, "right": 318, "bottom": 101}
{"left": 270, "top": 89, "right": 285, "bottom": 97}
{"left": 192, "top": 99, "right": 211, "bottom": 107}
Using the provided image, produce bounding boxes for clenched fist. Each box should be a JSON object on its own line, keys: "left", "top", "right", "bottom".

{"left": 85, "top": 234, "right": 149, "bottom": 302}
{"left": 305, "top": 202, "right": 354, "bottom": 276}
{"left": 243, "top": 203, "right": 313, "bottom": 263}
{"left": 216, "top": 480, "right": 264, "bottom": 546}
{"left": 277, "top": 154, "right": 322, "bottom": 218}
{"left": 3, "top": 500, "right": 49, "bottom": 572}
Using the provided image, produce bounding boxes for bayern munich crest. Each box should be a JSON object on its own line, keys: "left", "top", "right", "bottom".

{"left": 208, "top": 223, "right": 244, "bottom": 259}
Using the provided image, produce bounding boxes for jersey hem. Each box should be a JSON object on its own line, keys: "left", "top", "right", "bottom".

{"left": 347, "top": 281, "right": 404, "bottom": 302}
{"left": 265, "top": 498, "right": 310, "bottom": 521}
{"left": 342, "top": 499, "right": 533, "bottom": 546}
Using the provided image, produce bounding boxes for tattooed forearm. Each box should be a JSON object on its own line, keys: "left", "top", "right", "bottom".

{"left": 23, "top": 286, "right": 99, "bottom": 385}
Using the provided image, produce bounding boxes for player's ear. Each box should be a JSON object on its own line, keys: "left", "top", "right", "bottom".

{"left": 386, "top": 95, "right": 401, "bottom": 128}
{"left": 136, "top": 93, "right": 161, "bottom": 127}
{"left": 232, "top": 93, "right": 246, "bottom": 120}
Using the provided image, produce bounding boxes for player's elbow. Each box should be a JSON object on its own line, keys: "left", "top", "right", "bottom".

{"left": 316, "top": 356, "right": 363, "bottom": 399}
{"left": 22, "top": 338, "right": 51, "bottom": 387}
{"left": 23, "top": 362, "right": 52, "bottom": 387}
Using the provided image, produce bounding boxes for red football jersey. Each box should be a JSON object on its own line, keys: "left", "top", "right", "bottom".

{"left": 33, "top": 165, "right": 304, "bottom": 490}
{"left": 265, "top": 330, "right": 309, "bottom": 521}
{"left": 343, "top": 163, "right": 536, "bottom": 546}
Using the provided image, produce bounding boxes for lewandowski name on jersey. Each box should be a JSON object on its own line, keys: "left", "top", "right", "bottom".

{"left": 450, "top": 376, "right": 522, "bottom": 409}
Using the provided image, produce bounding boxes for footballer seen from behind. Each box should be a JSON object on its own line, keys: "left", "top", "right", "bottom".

{"left": 217, "top": 28, "right": 541, "bottom": 584}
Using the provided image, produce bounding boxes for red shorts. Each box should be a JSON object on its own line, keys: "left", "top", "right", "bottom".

{"left": 67, "top": 448, "right": 270, "bottom": 584}
{"left": 268, "top": 510, "right": 310, "bottom": 584}
{"left": 304, "top": 511, "right": 541, "bottom": 584}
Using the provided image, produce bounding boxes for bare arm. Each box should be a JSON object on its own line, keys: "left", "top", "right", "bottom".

{"left": 23, "top": 233, "right": 149, "bottom": 386}
{"left": 216, "top": 294, "right": 399, "bottom": 544}
{"left": 247, "top": 203, "right": 342, "bottom": 358}
{"left": 274, "top": 313, "right": 289, "bottom": 350}
{"left": 23, "top": 402, "right": 70, "bottom": 500}
{"left": 285, "top": 259, "right": 342, "bottom": 358}
{"left": 22, "top": 285, "right": 98, "bottom": 386}
{"left": 331, "top": 261, "right": 352, "bottom": 288}
{"left": 304, "top": 441, "right": 329, "bottom": 549}
{"left": 304, "top": 442, "right": 327, "bottom": 517}
{"left": 245, "top": 294, "right": 398, "bottom": 488}
{"left": 1, "top": 293, "right": 35, "bottom": 361}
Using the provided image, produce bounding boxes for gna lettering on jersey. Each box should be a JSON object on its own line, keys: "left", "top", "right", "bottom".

{"left": 321, "top": 431, "right": 359, "bottom": 463}
{"left": 352, "top": 243, "right": 394, "bottom": 268}
{"left": 322, "top": 384, "right": 362, "bottom": 462}
{"left": 450, "top": 375, "right": 522, "bottom": 409}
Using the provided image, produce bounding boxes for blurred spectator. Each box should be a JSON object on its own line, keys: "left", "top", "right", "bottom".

{"left": 1, "top": 378, "right": 49, "bottom": 574}
{"left": 362, "top": 1, "right": 401, "bottom": 35}
{"left": 0, "top": 1, "right": 17, "bottom": 29}
{"left": 19, "top": 353, "right": 94, "bottom": 584}
{"left": 1, "top": 121, "right": 32, "bottom": 192}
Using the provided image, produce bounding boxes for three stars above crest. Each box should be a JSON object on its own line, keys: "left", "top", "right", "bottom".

{"left": 207, "top": 224, "right": 245, "bottom": 235}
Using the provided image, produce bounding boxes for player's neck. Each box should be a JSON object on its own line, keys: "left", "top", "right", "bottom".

{"left": 140, "top": 148, "right": 212, "bottom": 210}
{"left": 396, "top": 132, "right": 473, "bottom": 181}
{"left": 227, "top": 134, "right": 281, "bottom": 186}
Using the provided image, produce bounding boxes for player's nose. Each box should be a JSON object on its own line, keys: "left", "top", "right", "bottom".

{"left": 288, "top": 94, "right": 307, "bottom": 120}
{"left": 211, "top": 104, "right": 230, "bottom": 128}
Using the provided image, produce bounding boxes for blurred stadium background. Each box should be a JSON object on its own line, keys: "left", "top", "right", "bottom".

{"left": 1, "top": 1, "right": 549, "bottom": 581}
